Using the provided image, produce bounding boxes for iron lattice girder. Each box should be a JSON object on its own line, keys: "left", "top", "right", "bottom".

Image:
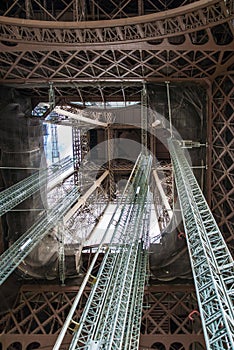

{"left": 0, "top": 284, "right": 204, "bottom": 350}
{"left": 0, "top": 0, "right": 213, "bottom": 21}
{"left": 0, "top": 187, "right": 80, "bottom": 285}
{"left": 0, "top": 48, "right": 233, "bottom": 88}
{"left": 0, "top": 0, "right": 233, "bottom": 46}
{"left": 0, "top": 156, "right": 72, "bottom": 217}
{"left": 68, "top": 154, "right": 152, "bottom": 350}
{"left": 0, "top": 0, "right": 233, "bottom": 97}
{"left": 169, "top": 139, "right": 234, "bottom": 349}
{"left": 209, "top": 74, "right": 234, "bottom": 248}
{"left": 140, "top": 285, "right": 205, "bottom": 349}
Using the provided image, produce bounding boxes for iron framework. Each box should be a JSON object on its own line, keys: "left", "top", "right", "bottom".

{"left": 69, "top": 153, "right": 152, "bottom": 350}
{"left": 0, "top": 156, "right": 73, "bottom": 217}
{"left": 209, "top": 73, "right": 234, "bottom": 257}
{"left": 0, "top": 0, "right": 233, "bottom": 102}
{"left": 0, "top": 187, "right": 80, "bottom": 285}
{"left": 0, "top": 284, "right": 205, "bottom": 350}
{"left": 169, "top": 139, "right": 234, "bottom": 349}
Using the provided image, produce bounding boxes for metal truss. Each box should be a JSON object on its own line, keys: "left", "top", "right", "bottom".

{"left": 0, "top": 156, "right": 73, "bottom": 217}
{"left": 58, "top": 222, "right": 66, "bottom": 285}
{"left": 0, "top": 0, "right": 233, "bottom": 102}
{"left": 0, "top": 48, "right": 233, "bottom": 92}
{"left": 0, "top": 285, "right": 90, "bottom": 350}
{"left": 141, "top": 285, "right": 205, "bottom": 349}
{"left": 169, "top": 139, "right": 234, "bottom": 349}
{"left": 55, "top": 106, "right": 108, "bottom": 128}
{"left": 0, "top": 187, "right": 80, "bottom": 285}
{"left": 152, "top": 167, "right": 173, "bottom": 234}
{"left": 51, "top": 124, "right": 60, "bottom": 164}
{"left": 0, "top": 0, "right": 232, "bottom": 46}
{"left": 209, "top": 73, "right": 234, "bottom": 256}
{"left": 68, "top": 153, "right": 152, "bottom": 350}
{"left": 65, "top": 185, "right": 109, "bottom": 245}
{"left": 72, "top": 126, "right": 82, "bottom": 186}
{"left": 0, "top": 284, "right": 205, "bottom": 350}
{"left": 0, "top": 0, "right": 205, "bottom": 21}
{"left": 106, "top": 126, "right": 115, "bottom": 199}
{"left": 141, "top": 83, "right": 148, "bottom": 153}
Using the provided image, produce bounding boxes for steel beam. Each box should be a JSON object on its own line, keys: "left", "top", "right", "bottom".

{"left": 0, "top": 187, "right": 80, "bottom": 285}
{"left": 0, "top": 0, "right": 232, "bottom": 46}
{"left": 152, "top": 169, "right": 173, "bottom": 220}
{"left": 55, "top": 107, "right": 108, "bottom": 127}
{"left": 68, "top": 154, "right": 152, "bottom": 350}
{"left": 169, "top": 139, "right": 234, "bottom": 350}
{"left": 64, "top": 170, "right": 109, "bottom": 222}
{"left": 0, "top": 156, "right": 73, "bottom": 217}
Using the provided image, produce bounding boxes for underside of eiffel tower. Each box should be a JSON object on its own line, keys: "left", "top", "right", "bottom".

{"left": 0, "top": 1, "right": 233, "bottom": 350}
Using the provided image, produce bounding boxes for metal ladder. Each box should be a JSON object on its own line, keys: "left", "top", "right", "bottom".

{"left": 168, "top": 139, "right": 234, "bottom": 349}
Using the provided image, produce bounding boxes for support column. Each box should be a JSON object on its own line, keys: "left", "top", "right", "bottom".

{"left": 210, "top": 73, "right": 234, "bottom": 256}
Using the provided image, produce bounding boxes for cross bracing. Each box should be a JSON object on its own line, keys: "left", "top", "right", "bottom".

{"left": 0, "top": 187, "right": 80, "bottom": 285}
{"left": 0, "top": 0, "right": 233, "bottom": 102}
{"left": 68, "top": 153, "right": 152, "bottom": 350}
{"left": 0, "top": 156, "right": 73, "bottom": 217}
{"left": 169, "top": 139, "right": 234, "bottom": 350}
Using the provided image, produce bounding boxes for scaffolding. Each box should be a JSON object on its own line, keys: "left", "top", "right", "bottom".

{"left": 68, "top": 153, "right": 152, "bottom": 350}
{"left": 0, "top": 187, "right": 80, "bottom": 285}
{"left": 169, "top": 139, "right": 234, "bottom": 350}
{"left": 0, "top": 156, "right": 73, "bottom": 217}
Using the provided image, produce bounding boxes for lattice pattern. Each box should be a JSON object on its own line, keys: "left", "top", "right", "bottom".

{"left": 0, "top": 285, "right": 205, "bottom": 350}
{"left": 0, "top": 0, "right": 233, "bottom": 101}
{"left": 140, "top": 286, "right": 205, "bottom": 350}
{"left": 210, "top": 73, "right": 234, "bottom": 256}
{"left": 0, "top": 49, "right": 233, "bottom": 103}
{"left": 0, "top": 0, "right": 233, "bottom": 44}
{"left": 0, "top": 0, "right": 218, "bottom": 21}
{"left": 0, "top": 286, "right": 90, "bottom": 349}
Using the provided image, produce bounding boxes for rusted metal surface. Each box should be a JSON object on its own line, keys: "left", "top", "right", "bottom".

{"left": 0, "top": 0, "right": 208, "bottom": 21}
{"left": 0, "top": 0, "right": 233, "bottom": 46}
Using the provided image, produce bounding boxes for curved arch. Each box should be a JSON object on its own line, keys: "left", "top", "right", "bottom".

{"left": 26, "top": 342, "right": 41, "bottom": 350}
{"left": 0, "top": 0, "right": 232, "bottom": 46}
{"left": 169, "top": 343, "right": 185, "bottom": 350}
{"left": 7, "top": 343, "right": 22, "bottom": 350}
{"left": 189, "top": 342, "right": 206, "bottom": 350}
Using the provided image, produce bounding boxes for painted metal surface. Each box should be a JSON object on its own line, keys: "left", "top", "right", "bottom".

{"left": 169, "top": 139, "right": 234, "bottom": 349}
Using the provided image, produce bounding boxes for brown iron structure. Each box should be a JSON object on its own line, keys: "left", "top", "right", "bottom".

{"left": 0, "top": 0, "right": 233, "bottom": 349}
{"left": 0, "top": 284, "right": 205, "bottom": 350}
